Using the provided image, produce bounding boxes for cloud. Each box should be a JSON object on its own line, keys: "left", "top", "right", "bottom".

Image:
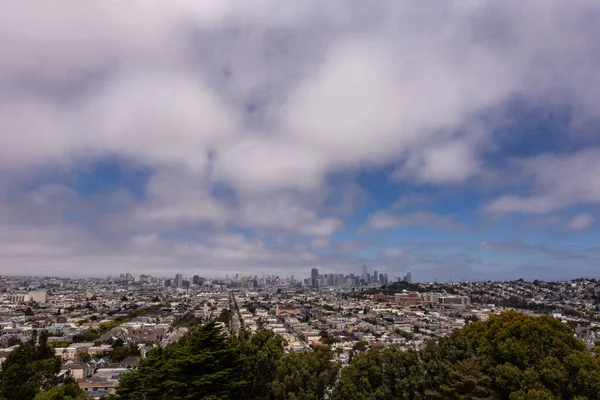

{"left": 474, "top": 240, "right": 587, "bottom": 260}
{"left": 213, "top": 138, "right": 326, "bottom": 196}
{"left": 366, "top": 211, "right": 458, "bottom": 231}
{"left": 1, "top": 1, "right": 600, "bottom": 277}
{"left": 238, "top": 197, "right": 343, "bottom": 237}
{"left": 484, "top": 148, "right": 600, "bottom": 214}
{"left": 310, "top": 237, "right": 331, "bottom": 249}
{"left": 130, "top": 169, "right": 230, "bottom": 229}
{"left": 381, "top": 247, "right": 406, "bottom": 258}
{"left": 0, "top": 222, "right": 336, "bottom": 277}
{"left": 569, "top": 213, "right": 595, "bottom": 230}
{"left": 400, "top": 140, "right": 480, "bottom": 184}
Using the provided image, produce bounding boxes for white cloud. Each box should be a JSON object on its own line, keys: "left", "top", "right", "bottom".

{"left": 569, "top": 213, "right": 595, "bottom": 230}
{"left": 1, "top": 1, "right": 600, "bottom": 276}
{"left": 366, "top": 211, "right": 458, "bottom": 231}
{"left": 485, "top": 148, "right": 600, "bottom": 214}
{"left": 401, "top": 140, "right": 480, "bottom": 183}
{"left": 213, "top": 138, "right": 327, "bottom": 196}
{"left": 0, "top": 222, "right": 330, "bottom": 277}
{"left": 310, "top": 237, "right": 331, "bottom": 249}
{"left": 382, "top": 247, "right": 405, "bottom": 258}
{"left": 129, "top": 168, "right": 229, "bottom": 228}
{"left": 239, "top": 197, "right": 342, "bottom": 237}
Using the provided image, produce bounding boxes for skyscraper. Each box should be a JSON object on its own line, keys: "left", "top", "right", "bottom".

{"left": 373, "top": 270, "right": 378, "bottom": 284}
{"left": 175, "top": 273, "right": 183, "bottom": 288}
{"left": 404, "top": 271, "right": 412, "bottom": 284}
{"left": 311, "top": 268, "right": 319, "bottom": 288}
{"left": 381, "top": 273, "right": 388, "bottom": 285}
{"left": 362, "top": 264, "right": 367, "bottom": 283}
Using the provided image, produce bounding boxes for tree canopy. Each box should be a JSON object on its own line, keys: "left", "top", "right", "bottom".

{"left": 33, "top": 373, "right": 86, "bottom": 400}
{"left": 0, "top": 331, "right": 60, "bottom": 400}
{"left": 116, "top": 322, "right": 339, "bottom": 400}
{"left": 3, "top": 311, "right": 599, "bottom": 400}
{"left": 332, "top": 311, "right": 600, "bottom": 400}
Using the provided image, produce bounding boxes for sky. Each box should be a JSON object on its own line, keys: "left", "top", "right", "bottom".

{"left": 1, "top": 1, "right": 600, "bottom": 282}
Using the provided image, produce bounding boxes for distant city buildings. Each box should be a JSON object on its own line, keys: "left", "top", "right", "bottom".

{"left": 300, "top": 265, "right": 391, "bottom": 289}
{"left": 0, "top": 272, "right": 597, "bottom": 371}
{"left": 404, "top": 271, "right": 412, "bottom": 285}
{"left": 311, "top": 268, "right": 319, "bottom": 288}
{"left": 192, "top": 275, "right": 206, "bottom": 286}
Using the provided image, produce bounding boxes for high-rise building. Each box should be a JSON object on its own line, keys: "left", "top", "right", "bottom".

{"left": 311, "top": 268, "right": 319, "bottom": 288}
{"left": 362, "top": 264, "right": 367, "bottom": 282}
{"left": 404, "top": 271, "right": 412, "bottom": 284}
{"left": 373, "top": 270, "right": 379, "bottom": 284}
{"left": 175, "top": 273, "right": 183, "bottom": 288}
{"left": 192, "top": 275, "right": 200, "bottom": 285}
{"left": 182, "top": 279, "right": 190, "bottom": 289}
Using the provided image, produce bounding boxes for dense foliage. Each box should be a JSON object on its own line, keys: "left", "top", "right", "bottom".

{"left": 332, "top": 311, "right": 600, "bottom": 400}
{"left": 271, "top": 346, "right": 339, "bottom": 400}
{"left": 116, "top": 322, "right": 338, "bottom": 400}
{"left": 2, "top": 311, "right": 599, "bottom": 400}
{"left": 116, "top": 311, "right": 600, "bottom": 400}
{"left": 33, "top": 373, "right": 86, "bottom": 400}
{"left": 0, "top": 331, "right": 60, "bottom": 400}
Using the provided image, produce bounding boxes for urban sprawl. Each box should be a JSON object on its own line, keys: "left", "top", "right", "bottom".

{"left": 1, "top": 267, "right": 599, "bottom": 399}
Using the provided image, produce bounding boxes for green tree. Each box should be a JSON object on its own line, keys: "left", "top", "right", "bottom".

{"left": 0, "top": 331, "right": 60, "bottom": 400}
{"left": 319, "top": 330, "right": 338, "bottom": 346}
{"left": 352, "top": 340, "right": 368, "bottom": 352}
{"left": 332, "top": 347, "right": 438, "bottom": 400}
{"left": 427, "top": 358, "right": 497, "bottom": 399}
{"left": 334, "top": 311, "right": 600, "bottom": 400}
{"left": 117, "top": 322, "right": 246, "bottom": 400}
{"left": 272, "top": 346, "right": 340, "bottom": 400}
{"left": 34, "top": 372, "right": 86, "bottom": 400}
{"left": 457, "top": 311, "right": 600, "bottom": 398}
{"left": 111, "top": 346, "right": 130, "bottom": 362}
{"left": 78, "top": 351, "right": 91, "bottom": 363}
{"left": 233, "top": 328, "right": 287, "bottom": 399}
{"left": 217, "top": 308, "right": 231, "bottom": 327}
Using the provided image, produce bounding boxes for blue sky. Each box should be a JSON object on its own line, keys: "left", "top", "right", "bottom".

{"left": 1, "top": 0, "right": 600, "bottom": 281}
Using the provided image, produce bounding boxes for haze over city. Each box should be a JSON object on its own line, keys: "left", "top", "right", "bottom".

{"left": 1, "top": 0, "right": 600, "bottom": 281}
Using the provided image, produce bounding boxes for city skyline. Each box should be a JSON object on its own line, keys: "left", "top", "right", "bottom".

{"left": 1, "top": 1, "right": 600, "bottom": 281}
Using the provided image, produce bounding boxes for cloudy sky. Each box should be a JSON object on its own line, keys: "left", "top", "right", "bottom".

{"left": 1, "top": 0, "right": 600, "bottom": 281}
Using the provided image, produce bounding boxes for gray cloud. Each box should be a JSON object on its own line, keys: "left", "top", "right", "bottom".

{"left": 484, "top": 149, "right": 600, "bottom": 214}
{"left": 365, "top": 211, "right": 459, "bottom": 231}
{"left": 474, "top": 240, "right": 588, "bottom": 260}
{"left": 1, "top": 1, "right": 600, "bottom": 276}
